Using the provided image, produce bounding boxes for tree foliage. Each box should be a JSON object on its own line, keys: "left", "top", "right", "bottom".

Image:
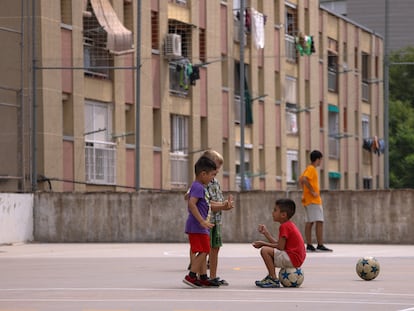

{"left": 389, "top": 47, "right": 414, "bottom": 188}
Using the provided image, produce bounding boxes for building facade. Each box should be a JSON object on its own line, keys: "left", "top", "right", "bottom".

{"left": 320, "top": 0, "right": 414, "bottom": 52}
{"left": 0, "top": 0, "right": 384, "bottom": 192}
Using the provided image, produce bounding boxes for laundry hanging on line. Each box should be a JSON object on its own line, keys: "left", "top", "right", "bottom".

{"left": 362, "top": 136, "right": 385, "bottom": 156}
{"left": 295, "top": 33, "right": 316, "bottom": 56}
{"left": 175, "top": 59, "right": 200, "bottom": 89}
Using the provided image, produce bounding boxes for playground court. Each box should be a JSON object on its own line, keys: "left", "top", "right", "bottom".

{"left": 0, "top": 243, "right": 413, "bottom": 311}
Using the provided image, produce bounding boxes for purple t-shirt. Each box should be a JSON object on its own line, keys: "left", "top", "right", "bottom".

{"left": 185, "top": 181, "right": 210, "bottom": 235}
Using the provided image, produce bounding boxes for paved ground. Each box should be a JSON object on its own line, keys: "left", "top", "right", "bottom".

{"left": 0, "top": 243, "right": 413, "bottom": 311}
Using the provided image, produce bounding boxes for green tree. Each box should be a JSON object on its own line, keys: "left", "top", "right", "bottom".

{"left": 389, "top": 100, "right": 414, "bottom": 188}
{"left": 388, "top": 47, "right": 414, "bottom": 188}
{"left": 389, "top": 46, "right": 414, "bottom": 104}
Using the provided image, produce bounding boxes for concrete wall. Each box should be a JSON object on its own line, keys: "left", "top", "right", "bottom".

{"left": 32, "top": 190, "right": 414, "bottom": 244}
{"left": 0, "top": 193, "right": 33, "bottom": 244}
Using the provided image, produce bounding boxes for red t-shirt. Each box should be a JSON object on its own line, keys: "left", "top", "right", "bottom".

{"left": 279, "top": 220, "right": 306, "bottom": 267}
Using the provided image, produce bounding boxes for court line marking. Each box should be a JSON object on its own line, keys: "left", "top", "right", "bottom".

{"left": 0, "top": 298, "right": 412, "bottom": 306}
{"left": 0, "top": 287, "right": 413, "bottom": 298}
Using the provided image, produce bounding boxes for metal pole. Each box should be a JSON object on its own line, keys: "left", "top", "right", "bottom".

{"left": 19, "top": 0, "right": 25, "bottom": 191}
{"left": 239, "top": 0, "right": 246, "bottom": 191}
{"left": 383, "top": 0, "right": 389, "bottom": 189}
{"left": 31, "top": 0, "right": 37, "bottom": 191}
{"left": 134, "top": 0, "right": 141, "bottom": 191}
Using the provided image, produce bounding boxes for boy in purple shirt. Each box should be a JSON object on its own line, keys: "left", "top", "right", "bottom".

{"left": 183, "top": 156, "right": 218, "bottom": 288}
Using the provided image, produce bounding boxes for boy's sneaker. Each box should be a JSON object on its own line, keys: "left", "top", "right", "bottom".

{"left": 255, "top": 275, "right": 280, "bottom": 288}
{"left": 183, "top": 275, "right": 202, "bottom": 288}
{"left": 199, "top": 278, "right": 220, "bottom": 287}
{"left": 306, "top": 244, "right": 316, "bottom": 252}
{"left": 211, "top": 277, "right": 229, "bottom": 286}
{"left": 317, "top": 244, "right": 333, "bottom": 252}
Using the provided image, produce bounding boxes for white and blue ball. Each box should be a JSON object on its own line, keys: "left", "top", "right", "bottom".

{"left": 356, "top": 256, "right": 380, "bottom": 281}
{"left": 278, "top": 267, "right": 304, "bottom": 287}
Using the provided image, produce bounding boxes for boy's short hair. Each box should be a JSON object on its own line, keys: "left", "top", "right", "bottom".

{"left": 310, "top": 150, "right": 323, "bottom": 162}
{"left": 194, "top": 156, "right": 217, "bottom": 175}
{"left": 275, "top": 198, "right": 296, "bottom": 219}
{"left": 202, "top": 149, "right": 224, "bottom": 166}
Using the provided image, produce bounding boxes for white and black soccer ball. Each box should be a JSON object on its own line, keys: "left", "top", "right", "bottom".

{"left": 356, "top": 256, "right": 380, "bottom": 281}
{"left": 278, "top": 267, "right": 304, "bottom": 287}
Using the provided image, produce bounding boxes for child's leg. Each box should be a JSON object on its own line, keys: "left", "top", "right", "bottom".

{"left": 260, "top": 246, "right": 277, "bottom": 279}
{"left": 191, "top": 252, "right": 207, "bottom": 275}
{"left": 209, "top": 247, "right": 219, "bottom": 278}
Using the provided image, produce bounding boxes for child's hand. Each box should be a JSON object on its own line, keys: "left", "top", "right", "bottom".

{"left": 225, "top": 194, "right": 235, "bottom": 210}
{"left": 258, "top": 224, "right": 268, "bottom": 234}
{"left": 252, "top": 241, "right": 264, "bottom": 249}
{"left": 200, "top": 220, "right": 214, "bottom": 229}
{"left": 183, "top": 188, "right": 190, "bottom": 201}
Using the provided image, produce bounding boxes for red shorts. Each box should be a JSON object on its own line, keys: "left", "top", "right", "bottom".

{"left": 188, "top": 233, "right": 210, "bottom": 254}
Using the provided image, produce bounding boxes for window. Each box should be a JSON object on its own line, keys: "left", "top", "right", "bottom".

{"left": 175, "top": 0, "right": 188, "bottom": 6}
{"left": 60, "top": 0, "right": 72, "bottom": 25}
{"left": 285, "top": 4, "right": 298, "bottom": 62}
{"left": 286, "top": 150, "right": 299, "bottom": 183}
{"left": 363, "top": 177, "right": 372, "bottom": 190}
{"left": 329, "top": 177, "right": 339, "bottom": 190}
{"left": 328, "top": 52, "right": 338, "bottom": 92}
{"left": 199, "top": 28, "right": 206, "bottom": 62}
{"left": 168, "top": 20, "right": 192, "bottom": 58}
{"left": 235, "top": 147, "right": 251, "bottom": 190}
{"left": 170, "top": 115, "right": 189, "bottom": 188}
{"left": 362, "top": 114, "right": 370, "bottom": 139}
{"left": 151, "top": 11, "right": 159, "bottom": 50}
{"left": 285, "top": 5, "right": 298, "bottom": 36}
{"left": 234, "top": 62, "right": 250, "bottom": 123}
{"left": 83, "top": 1, "right": 113, "bottom": 77}
{"left": 286, "top": 104, "right": 298, "bottom": 134}
{"left": 361, "top": 53, "right": 369, "bottom": 101}
{"left": 167, "top": 20, "right": 192, "bottom": 95}
{"left": 84, "top": 101, "right": 116, "bottom": 185}
{"left": 285, "top": 76, "right": 298, "bottom": 134}
{"left": 328, "top": 106, "right": 339, "bottom": 158}
{"left": 169, "top": 60, "right": 190, "bottom": 96}
{"left": 234, "top": 95, "right": 241, "bottom": 123}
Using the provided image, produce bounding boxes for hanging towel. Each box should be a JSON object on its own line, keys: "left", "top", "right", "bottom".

{"left": 251, "top": 8, "right": 265, "bottom": 49}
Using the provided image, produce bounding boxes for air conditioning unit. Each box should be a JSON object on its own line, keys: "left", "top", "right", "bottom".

{"left": 164, "top": 34, "right": 182, "bottom": 59}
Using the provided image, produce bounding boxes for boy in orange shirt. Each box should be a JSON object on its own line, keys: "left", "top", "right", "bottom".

{"left": 299, "top": 150, "right": 332, "bottom": 252}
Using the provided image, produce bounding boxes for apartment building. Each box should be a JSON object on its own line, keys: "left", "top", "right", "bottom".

{"left": 321, "top": 0, "right": 414, "bottom": 52}
{"left": 0, "top": 0, "right": 384, "bottom": 192}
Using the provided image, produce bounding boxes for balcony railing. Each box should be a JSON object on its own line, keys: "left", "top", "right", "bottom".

{"left": 85, "top": 140, "right": 116, "bottom": 184}
{"left": 328, "top": 137, "right": 339, "bottom": 158}
{"left": 362, "top": 82, "right": 369, "bottom": 101}
{"left": 285, "top": 34, "right": 296, "bottom": 62}
{"left": 170, "top": 152, "right": 188, "bottom": 188}
{"left": 328, "top": 69, "right": 338, "bottom": 92}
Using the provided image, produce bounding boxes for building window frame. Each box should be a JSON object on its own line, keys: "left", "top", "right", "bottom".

{"left": 84, "top": 101, "right": 116, "bottom": 185}
{"left": 170, "top": 114, "right": 189, "bottom": 188}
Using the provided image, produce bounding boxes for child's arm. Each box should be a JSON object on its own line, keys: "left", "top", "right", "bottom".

{"left": 251, "top": 224, "right": 279, "bottom": 249}
{"left": 300, "top": 176, "right": 318, "bottom": 197}
{"left": 183, "top": 188, "right": 190, "bottom": 201}
{"left": 257, "top": 224, "right": 277, "bottom": 244}
{"left": 252, "top": 240, "right": 278, "bottom": 249}
{"left": 210, "top": 194, "right": 235, "bottom": 212}
{"left": 188, "top": 196, "right": 214, "bottom": 229}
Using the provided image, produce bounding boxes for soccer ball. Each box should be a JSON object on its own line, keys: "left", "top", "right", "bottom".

{"left": 356, "top": 256, "right": 380, "bottom": 281}
{"left": 278, "top": 267, "right": 304, "bottom": 287}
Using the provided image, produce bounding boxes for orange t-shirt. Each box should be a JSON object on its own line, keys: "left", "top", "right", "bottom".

{"left": 300, "top": 164, "right": 322, "bottom": 206}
